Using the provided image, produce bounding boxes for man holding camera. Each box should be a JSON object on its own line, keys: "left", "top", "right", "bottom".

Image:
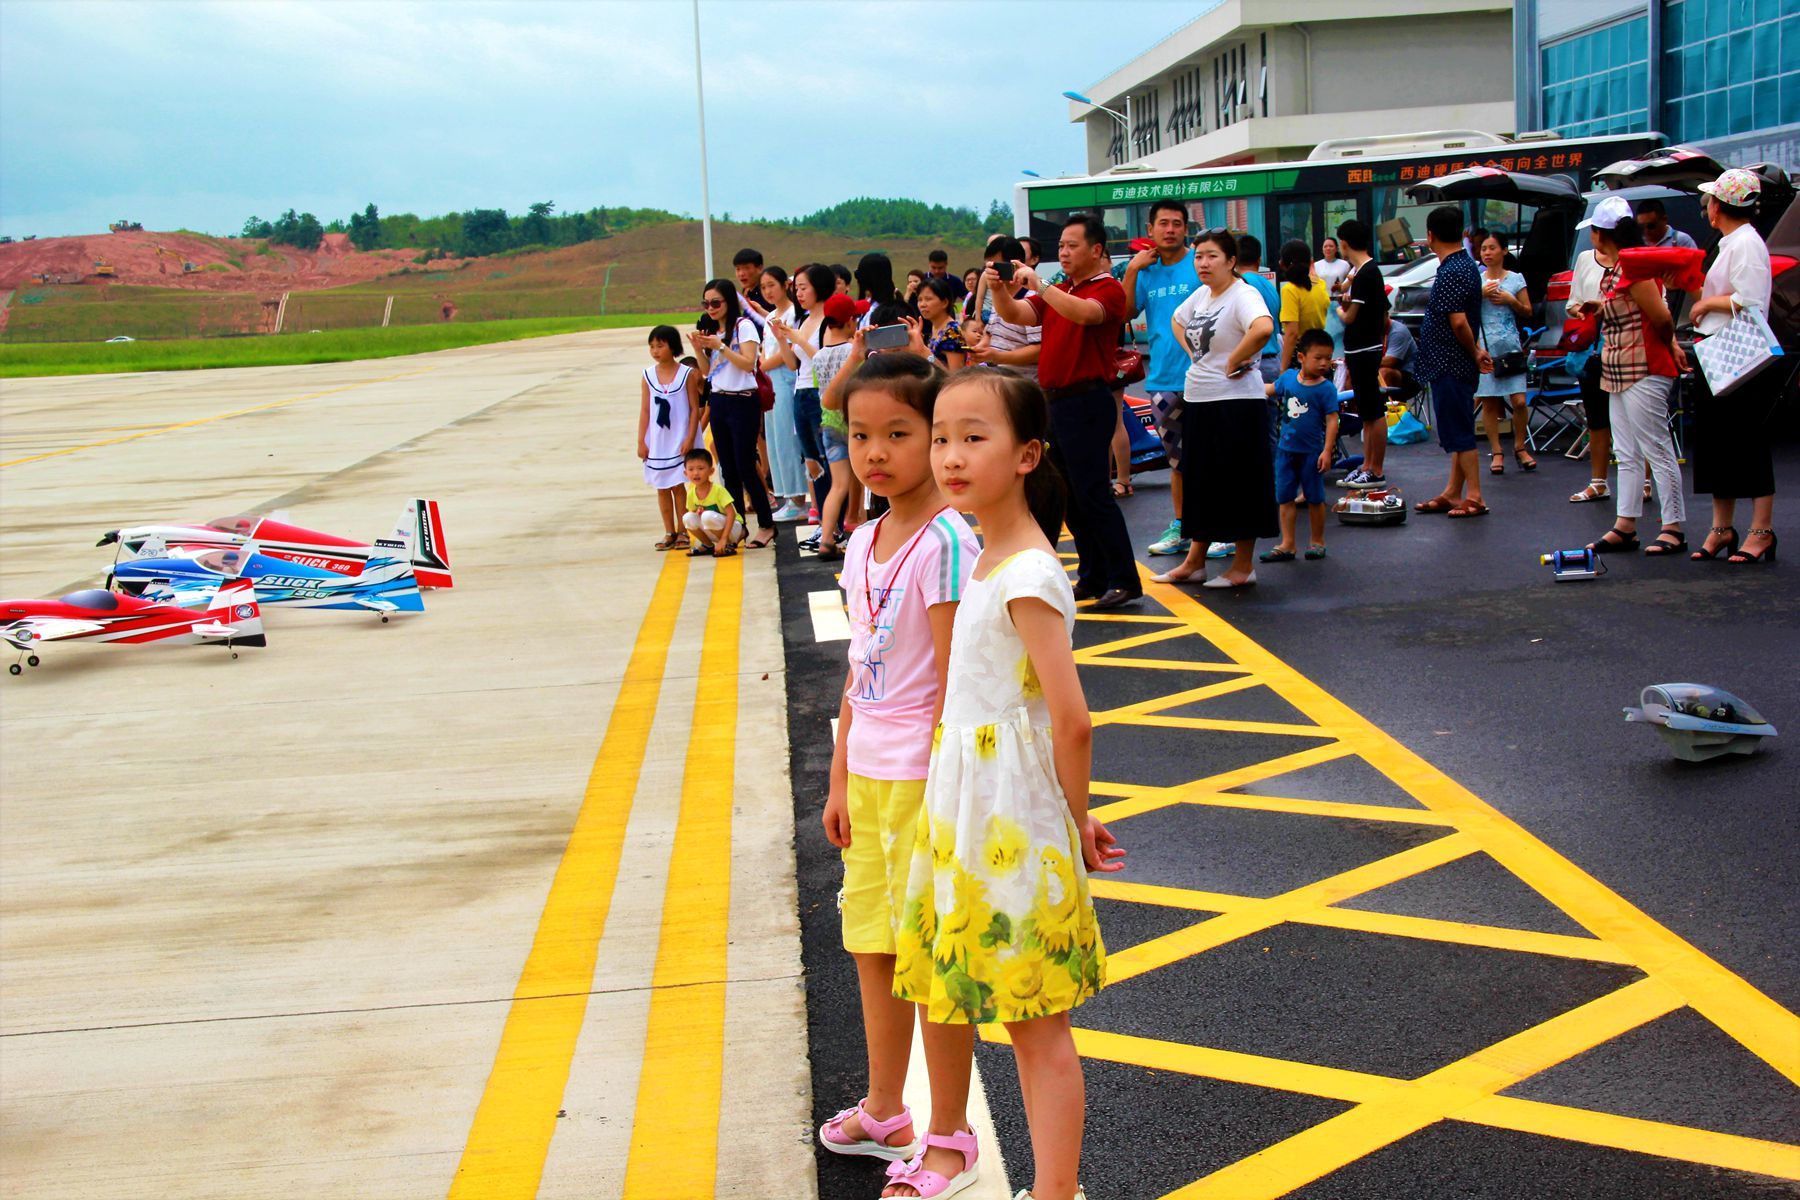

{"left": 990, "top": 213, "right": 1140, "bottom": 609}
{"left": 967, "top": 236, "right": 1042, "bottom": 379}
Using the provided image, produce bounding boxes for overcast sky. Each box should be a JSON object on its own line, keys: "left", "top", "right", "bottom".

{"left": 0, "top": 0, "right": 1203, "bottom": 240}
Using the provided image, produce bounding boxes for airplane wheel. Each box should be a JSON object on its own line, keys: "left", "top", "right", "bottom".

{"left": 26, "top": 655, "right": 40, "bottom": 667}
{"left": 230, "top": 651, "right": 239, "bottom": 660}
{"left": 8, "top": 664, "right": 20, "bottom": 676}
{"left": 381, "top": 616, "right": 389, "bottom": 624}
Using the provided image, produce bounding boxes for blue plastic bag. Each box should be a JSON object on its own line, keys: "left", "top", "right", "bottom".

{"left": 1389, "top": 411, "right": 1429, "bottom": 445}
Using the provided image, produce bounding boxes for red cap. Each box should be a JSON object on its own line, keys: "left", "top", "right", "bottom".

{"left": 1129, "top": 237, "right": 1154, "bottom": 252}
{"left": 822, "top": 293, "right": 858, "bottom": 324}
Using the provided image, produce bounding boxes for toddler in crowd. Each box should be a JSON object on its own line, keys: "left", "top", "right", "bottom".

{"left": 1261, "top": 328, "right": 1340, "bottom": 563}
{"left": 639, "top": 325, "right": 703, "bottom": 551}
{"left": 680, "top": 447, "right": 743, "bottom": 557}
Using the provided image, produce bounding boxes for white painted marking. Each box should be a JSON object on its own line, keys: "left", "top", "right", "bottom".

{"left": 809, "top": 590, "right": 850, "bottom": 643}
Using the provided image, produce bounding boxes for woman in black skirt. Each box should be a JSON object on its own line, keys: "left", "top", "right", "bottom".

{"left": 1149, "top": 228, "right": 1278, "bottom": 589}
{"left": 1687, "top": 169, "right": 1779, "bottom": 564}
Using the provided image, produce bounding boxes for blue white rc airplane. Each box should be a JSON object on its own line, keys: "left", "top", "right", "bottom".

{"left": 114, "top": 537, "right": 424, "bottom": 621}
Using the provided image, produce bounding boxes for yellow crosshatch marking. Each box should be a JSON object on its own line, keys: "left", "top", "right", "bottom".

{"left": 982, "top": 554, "right": 1800, "bottom": 1197}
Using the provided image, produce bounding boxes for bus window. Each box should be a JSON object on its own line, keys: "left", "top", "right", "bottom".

{"left": 1371, "top": 186, "right": 1436, "bottom": 263}
{"left": 1102, "top": 207, "right": 1132, "bottom": 255}
{"left": 1478, "top": 200, "right": 1525, "bottom": 243}
{"left": 1277, "top": 200, "right": 1313, "bottom": 254}
{"left": 1030, "top": 208, "right": 1071, "bottom": 259}
{"left": 1322, "top": 196, "right": 1359, "bottom": 249}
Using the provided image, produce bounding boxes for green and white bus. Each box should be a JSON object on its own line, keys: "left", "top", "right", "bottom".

{"left": 1013, "top": 131, "right": 1663, "bottom": 264}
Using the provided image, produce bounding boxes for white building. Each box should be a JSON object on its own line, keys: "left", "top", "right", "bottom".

{"left": 1072, "top": 0, "right": 1517, "bottom": 176}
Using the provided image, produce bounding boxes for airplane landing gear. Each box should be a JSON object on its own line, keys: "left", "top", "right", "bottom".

{"left": 380, "top": 615, "right": 389, "bottom": 624}
{"left": 8, "top": 663, "right": 20, "bottom": 676}
{"left": 27, "top": 655, "right": 40, "bottom": 667}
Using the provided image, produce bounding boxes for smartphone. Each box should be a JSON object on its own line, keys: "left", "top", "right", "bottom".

{"left": 865, "top": 323, "right": 910, "bottom": 351}
{"left": 992, "top": 261, "right": 1016, "bottom": 282}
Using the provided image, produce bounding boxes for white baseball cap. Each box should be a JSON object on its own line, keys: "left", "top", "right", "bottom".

{"left": 1577, "top": 195, "right": 1635, "bottom": 230}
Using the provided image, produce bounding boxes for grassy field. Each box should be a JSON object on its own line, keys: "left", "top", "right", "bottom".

{"left": 0, "top": 222, "right": 993, "bottom": 344}
{"left": 0, "top": 313, "right": 691, "bottom": 377}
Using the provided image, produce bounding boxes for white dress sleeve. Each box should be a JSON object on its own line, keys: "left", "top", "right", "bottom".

{"left": 998, "top": 550, "right": 1076, "bottom": 630}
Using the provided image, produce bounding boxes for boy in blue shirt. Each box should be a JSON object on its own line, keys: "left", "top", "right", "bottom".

{"left": 1261, "top": 328, "right": 1340, "bottom": 562}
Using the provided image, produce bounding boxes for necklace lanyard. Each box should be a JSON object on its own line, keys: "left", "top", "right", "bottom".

{"left": 860, "top": 507, "right": 950, "bottom": 633}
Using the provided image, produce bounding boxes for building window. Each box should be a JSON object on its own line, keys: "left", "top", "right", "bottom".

{"left": 1660, "top": 0, "right": 1798, "bottom": 143}
{"left": 1540, "top": 15, "right": 1649, "bottom": 140}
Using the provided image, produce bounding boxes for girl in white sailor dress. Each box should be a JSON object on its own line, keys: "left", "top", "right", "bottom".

{"left": 640, "top": 325, "right": 702, "bottom": 550}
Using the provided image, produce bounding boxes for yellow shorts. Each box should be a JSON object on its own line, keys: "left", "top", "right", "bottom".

{"left": 840, "top": 774, "right": 926, "bottom": 955}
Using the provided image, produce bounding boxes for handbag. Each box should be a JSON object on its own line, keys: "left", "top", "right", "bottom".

{"left": 1113, "top": 347, "right": 1146, "bottom": 388}
{"left": 1479, "top": 303, "right": 1527, "bottom": 377}
{"left": 1561, "top": 310, "right": 1599, "bottom": 352}
{"left": 1694, "top": 304, "right": 1785, "bottom": 397}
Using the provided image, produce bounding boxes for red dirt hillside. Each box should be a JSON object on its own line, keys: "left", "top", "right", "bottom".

{"left": 0, "top": 230, "right": 455, "bottom": 291}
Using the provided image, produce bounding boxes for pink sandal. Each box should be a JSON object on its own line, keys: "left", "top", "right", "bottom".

{"left": 883, "top": 1129, "right": 979, "bottom": 1198}
{"left": 818, "top": 1100, "right": 918, "bottom": 1162}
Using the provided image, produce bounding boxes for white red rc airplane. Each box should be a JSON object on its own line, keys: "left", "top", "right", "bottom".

{"left": 1, "top": 578, "right": 264, "bottom": 675}
{"left": 98, "top": 498, "right": 453, "bottom": 589}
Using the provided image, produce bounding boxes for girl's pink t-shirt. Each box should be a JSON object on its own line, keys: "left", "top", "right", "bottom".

{"left": 839, "top": 509, "right": 981, "bottom": 781}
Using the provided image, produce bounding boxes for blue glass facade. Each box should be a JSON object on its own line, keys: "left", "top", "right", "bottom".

{"left": 1535, "top": 1, "right": 1799, "bottom": 147}
{"left": 1660, "top": 0, "right": 1799, "bottom": 142}
{"left": 1542, "top": 16, "right": 1649, "bottom": 139}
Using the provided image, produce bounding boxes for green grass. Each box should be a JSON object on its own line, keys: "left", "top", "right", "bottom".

{"left": 0, "top": 313, "right": 694, "bottom": 377}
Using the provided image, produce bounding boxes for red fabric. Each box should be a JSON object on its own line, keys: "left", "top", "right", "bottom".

{"left": 1027, "top": 272, "right": 1128, "bottom": 389}
{"left": 1610, "top": 246, "right": 1706, "bottom": 297}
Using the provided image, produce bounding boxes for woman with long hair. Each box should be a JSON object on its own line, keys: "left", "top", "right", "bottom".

{"left": 690, "top": 278, "right": 776, "bottom": 547}
{"left": 1275, "top": 239, "right": 1329, "bottom": 377}
{"left": 758, "top": 266, "right": 809, "bottom": 520}
{"left": 1474, "top": 232, "right": 1536, "bottom": 474}
{"left": 779, "top": 264, "right": 838, "bottom": 523}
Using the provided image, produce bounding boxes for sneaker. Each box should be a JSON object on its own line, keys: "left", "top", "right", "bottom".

{"left": 1146, "top": 521, "right": 1190, "bottom": 557}
{"left": 771, "top": 501, "right": 807, "bottom": 523}
{"left": 1206, "top": 541, "right": 1232, "bottom": 559}
{"left": 1335, "top": 468, "right": 1367, "bottom": 489}
{"left": 806, "top": 506, "right": 820, "bottom": 526}
{"left": 799, "top": 531, "right": 822, "bottom": 551}
{"left": 1349, "top": 472, "right": 1387, "bottom": 490}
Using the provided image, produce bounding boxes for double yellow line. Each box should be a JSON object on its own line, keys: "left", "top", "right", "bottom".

{"left": 448, "top": 551, "right": 743, "bottom": 1198}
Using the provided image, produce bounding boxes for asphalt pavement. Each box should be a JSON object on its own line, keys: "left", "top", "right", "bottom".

{"left": 779, "top": 422, "right": 1799, "bottom": 1199}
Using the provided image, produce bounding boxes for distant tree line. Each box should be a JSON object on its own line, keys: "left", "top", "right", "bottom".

{"left": 232, "top": 196, "right": 1011, "bottom": 257}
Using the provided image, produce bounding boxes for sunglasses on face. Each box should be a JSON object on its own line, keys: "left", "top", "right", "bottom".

{"left": 1195, "top": 227, "right": 1229, "bottom": 243}
{"left": 702, "top": 299, "right": 725, "bottom": 309}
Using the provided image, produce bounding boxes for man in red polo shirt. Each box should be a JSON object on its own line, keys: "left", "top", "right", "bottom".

{"left": 989, "top": 213, "right": 1139, "bottom": 608}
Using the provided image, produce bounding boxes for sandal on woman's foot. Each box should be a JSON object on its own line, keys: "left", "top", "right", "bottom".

{"left": 1690, "top": 526, "right": 1738, "bottom": 561}
{"left": 1112, "top": 481, "right": 1133, "bottom": 498}
{"left": 1515, "top": 450, "right": 1538, "bottom": 471}
{"left": 1489, "top": 452, "right": 1505, "bottom": 475}
{"left": 1569, "top": 481, "right": 1610, "bottom": 503}
{"left": 654, "top": 532, "right": 681, "bottom": 552}
{"left": 819, "top": 1101, "right": 918, "bottom": 1162}
{"left": 1643, "top": 528, "right": 1687, "bottom": 556}
{"left": 747, "top": 530, "right": 775, "bottom": 549}
{"left": 1728, "top": 529, "right": 1778, "bottom": 564}
{"left": 1415, "top": 495, "right": 1458, "bottom": 514}
{"left": 883, "top": 1129, "right": 979, "bottom": 1198}
{"left": 1258, "top": 547, "right": 1296, "bottom": 563}
{"left": 1447, "top": 499, "right": 1490, "bottom": 518}
{"left": 1305, "top": 544, "right": 1328, "bottom": 559}
{"left": 1589, "top": 526, "right": 1638, "bottom": 553}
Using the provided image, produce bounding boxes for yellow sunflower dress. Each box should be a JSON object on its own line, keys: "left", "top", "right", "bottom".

{"left": 892, "top": 548, "right": 1105, "bottom": 1025}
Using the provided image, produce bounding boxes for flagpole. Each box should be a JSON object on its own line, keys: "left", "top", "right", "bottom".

{"left": 692, "top": 0, "right": 713, "bottom": 280}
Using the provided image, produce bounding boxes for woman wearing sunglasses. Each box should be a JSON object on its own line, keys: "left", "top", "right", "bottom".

{"left": 690, "top": 280, "right": 777, "bottom": 548}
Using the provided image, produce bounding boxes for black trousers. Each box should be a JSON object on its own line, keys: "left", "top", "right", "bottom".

{"left": 708, "top": 390, "right": 774, "bottom": 529}
{"left": 1048, "top": 383, "right": 1137, "bottom": 594}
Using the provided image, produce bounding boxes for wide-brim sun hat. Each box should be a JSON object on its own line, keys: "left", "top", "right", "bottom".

{"left": 1577, "top": 194, "right": 1634, "bottom": 230}
{"left": 1698, "top": 168, "right": 1761, "bottom": 207}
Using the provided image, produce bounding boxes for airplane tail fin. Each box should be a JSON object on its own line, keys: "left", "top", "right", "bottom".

{"left": 207, "top": 578, "right": 265, "bottom": 647}
{"left": 397, "top": 498, "right": 453, "bottom": 588}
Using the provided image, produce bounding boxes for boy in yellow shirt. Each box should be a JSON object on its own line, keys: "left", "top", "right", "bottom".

{"left": 682, "top": 447, "right": 744, "bottom": 558}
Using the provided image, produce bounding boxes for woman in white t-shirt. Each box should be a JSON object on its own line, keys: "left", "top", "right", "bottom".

{"left": 1315, "top": 238, "right": 1352, "bottom": 298}
{"left": 691, "top": 278, "right": 776, "bottom": 547}
{"left": 1686, "top": 169, "right": 1779, "bottom": 564}
{"left": 1150, "top": 229, "right": 1279, "bottom": 590}
{"left": 756, "top": 267, "right": 808, "bottom": 520}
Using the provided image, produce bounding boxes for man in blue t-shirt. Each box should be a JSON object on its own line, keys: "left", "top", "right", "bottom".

{"left": 1262, "top": 328, "right": 1341, "bottom": 562}
{"left": 1123, "top": 198, "right": 1202, "bottom": 558}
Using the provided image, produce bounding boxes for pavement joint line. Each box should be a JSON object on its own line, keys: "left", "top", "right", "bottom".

{"left": 1089, "top": 878, "right": 1631, "bottom": 964}
{"left": 445, "top": 551, "right": 691, "bottom": 1200}
{"left": 1162, "top": 978, "right": 1686, "bottom": 1198}
{"left": 0, "top": 365, "right": 441, "bottom": 469}
{"left": 1102, "top": 833, "right": 1480, "bottom": 985}
{"left": 621, "top": 556, "right": 744, "bottom": 1197}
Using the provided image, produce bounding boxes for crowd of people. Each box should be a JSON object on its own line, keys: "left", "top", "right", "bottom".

{"left": 626, "top": 165, "right": 1782, "bottom": 1200}
{"left": 639, "top": 166, "right": 1781, "bottom": 596}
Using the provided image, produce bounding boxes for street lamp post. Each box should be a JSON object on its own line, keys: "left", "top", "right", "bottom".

{"left": 1063, "top": 89, "right": 1135, "bottom": 161}
{"left": 692, "top": 0, "right": 713, "bottom": 281}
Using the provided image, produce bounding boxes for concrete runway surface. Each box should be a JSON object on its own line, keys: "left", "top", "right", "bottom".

{"left": 0, "top": 331, "right": 811, "bottom": 1199}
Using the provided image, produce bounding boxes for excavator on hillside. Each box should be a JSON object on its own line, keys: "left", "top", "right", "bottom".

{"left": 92, "top": 260, "right": 116, "bottom": 278}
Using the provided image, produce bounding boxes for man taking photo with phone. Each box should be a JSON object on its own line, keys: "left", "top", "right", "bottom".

{"left": 990, "top": 213, "right": 1140, "bottom": 609}
{"left": 1123, "top": 199, "right": 1200, "bottom": 560}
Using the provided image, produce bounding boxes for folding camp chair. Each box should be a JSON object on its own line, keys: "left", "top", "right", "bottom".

{"left": 1523, "top": 349, "right": 1586, "bottom": 455}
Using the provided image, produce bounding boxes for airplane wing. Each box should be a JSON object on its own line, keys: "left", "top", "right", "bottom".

{"left": 1, "top": 617, "right": 106, "bottom": 648}
{"left": 353, "top": 596, "right": 401, "bottom": 613}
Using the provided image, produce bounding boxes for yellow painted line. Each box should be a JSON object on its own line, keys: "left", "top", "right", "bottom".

{"left": 1090, "top": 674, "right": 1265, "bottom": 726}
{"left": 448, "top": 553, "right": 690, "bottom": 1199}
{"left": 1072, "top": 654, "right": 1247, "bottom": 672}
{"left": 1177, "top": 790, "right": 1456, "bottom": 827}
{"left": 1466, "top": 1094, "right": 1800, "bottom": 1181}
{"left": 0, "top": 365, "right": 438, "bottom": 469}
{"left": 1112, "top": 713, "right": 1340, "bottom": 738}
{"left": 1073, "top": 612, "right": 1186, "bottom": 624}
{"left": 1167, "top": 978, "right": 1683, "bottom": 1199}
{"left": 1076, "top": 625, "right": 1197, "bottom": 657}
{"left": 1169, "top": 741, "right": 1356, "bottom": 796}
{"left": 1145, "top": 571, "right": 1800, "bottom": 1089}
{"left": 621, "top": 556, "right": 743, "bottom": 1197}
{"left": 1104, "top": 833, "right": 1479, "bottom": 984}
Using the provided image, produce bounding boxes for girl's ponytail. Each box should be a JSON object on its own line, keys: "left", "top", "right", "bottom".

{"left": 1023, "top": 448, "right": 1068, "bottom": 546}
{"left": 943, "top": 366, "right": 1067, "bottom": 545}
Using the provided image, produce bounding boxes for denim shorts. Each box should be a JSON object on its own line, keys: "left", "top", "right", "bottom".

{"left": 1274, "top": 447, "right": 1325, "bottom": 506}
{"left": 822, "top": 423, "right": 849, "bottom": 464}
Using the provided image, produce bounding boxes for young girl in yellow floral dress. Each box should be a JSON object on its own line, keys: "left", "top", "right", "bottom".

{"left": 891, "top": 368, "right": 1125, "bottom": 1200}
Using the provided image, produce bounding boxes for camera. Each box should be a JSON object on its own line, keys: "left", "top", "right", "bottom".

{"left": 991, "top": 261, "right": 1016, "bottom": 282}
